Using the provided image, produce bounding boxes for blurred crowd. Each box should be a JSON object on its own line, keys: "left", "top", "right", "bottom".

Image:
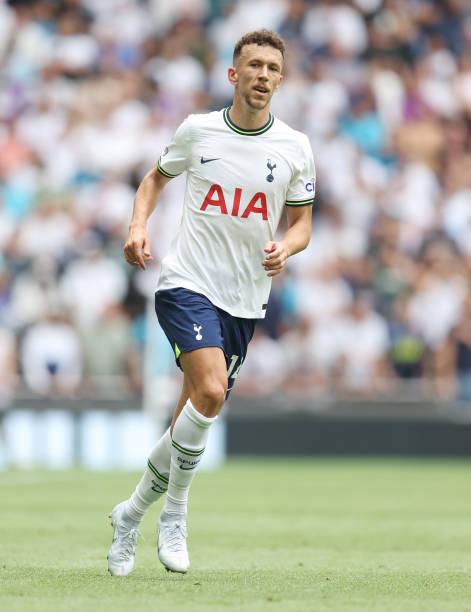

{"left": 1, "top": 0, "right": 471, "bottom": 405}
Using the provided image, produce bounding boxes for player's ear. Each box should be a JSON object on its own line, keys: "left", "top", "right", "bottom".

{"left": 228, "top": 66, "right": 238, "bottom": 86}
{"left": 275, "top": 74, "right": 283, "bottom": 91}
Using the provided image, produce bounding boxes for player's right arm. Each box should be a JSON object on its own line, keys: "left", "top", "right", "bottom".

{"left": 123, "top": 165, "right": 171, "bottom": 270}
{"left": 125, "top": 116, "right": 192, "bottom": 269}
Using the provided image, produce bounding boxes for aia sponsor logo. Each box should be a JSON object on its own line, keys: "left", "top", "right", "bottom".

{"left": 200, "top": 184, "right": 268, "bottom": 220}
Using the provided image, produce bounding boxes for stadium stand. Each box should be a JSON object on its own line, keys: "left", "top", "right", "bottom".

{"left": 1, "top": 0, "right": 471, "bottom": 410}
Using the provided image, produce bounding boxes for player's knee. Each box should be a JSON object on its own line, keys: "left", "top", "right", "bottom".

{"left": 193, "top": 380, "right": 227, "bottom": 414}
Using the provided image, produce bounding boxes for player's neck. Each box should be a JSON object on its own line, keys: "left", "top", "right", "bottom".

{"left": 228, "top": 100, "right": 271, "bottom": 131}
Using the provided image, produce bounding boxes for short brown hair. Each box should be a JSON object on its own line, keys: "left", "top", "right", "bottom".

{"left": 233, "top": 29, "right": 285, "bottom": 63}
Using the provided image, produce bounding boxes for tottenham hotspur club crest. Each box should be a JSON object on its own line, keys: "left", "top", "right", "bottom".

{"left": 266, "top": 159, "right": 276, "bottom": 182}
{"left": 193, "top": 324, "right": 203, "bottom": 340}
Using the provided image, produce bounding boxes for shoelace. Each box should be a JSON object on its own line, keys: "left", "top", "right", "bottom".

{"left": 115, "top": 525, "right": 142, "bottom": 561}
{"left": 162, "top": 521, "right": 187, "bottom": 553}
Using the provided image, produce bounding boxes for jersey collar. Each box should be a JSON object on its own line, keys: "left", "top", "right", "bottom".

{"left": 223, "top": 107, "right": 274, "bottom": 136}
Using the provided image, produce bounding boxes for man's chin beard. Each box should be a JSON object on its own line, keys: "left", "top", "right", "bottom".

{"left": 243, "top": 94, "right": 269, "bottom": 111}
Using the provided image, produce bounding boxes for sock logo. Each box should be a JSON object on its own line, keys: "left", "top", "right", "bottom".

{"left": 193, "top": 324, "right": 203, "bottom": 340}
{"left": 151, "top": 479, "right": 167, "bottom": 494}
{"left": 178, "top": 457, "right": 200, "bottom": 470}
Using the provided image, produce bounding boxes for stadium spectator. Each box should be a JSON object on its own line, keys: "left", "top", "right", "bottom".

{"left": 20, "top": 306, "right": 82, "bottom": 396}
{"left": 336, "top": 291, "right": 390, "bottom": 396}
{"left": 236, "top": 326, "right": 287, "bottom": 397}
{"left": 81, "top": 301, "right": 136, "bottom": 394}
{"left": 451, "top": 295, "right": 471, "bottom": 401}
{"left": 0, "top": 324, "right": 17, "bottom": 409}
{"left": 59, "top": 244, "right": 128, "bottom": 327}
{"left": 387, "top": 295, "right": 426, "bottom": 381}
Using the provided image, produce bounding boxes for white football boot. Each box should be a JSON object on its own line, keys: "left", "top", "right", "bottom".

{"left": 157, "top": 511, "right": 190, "bottom": 573}
{"left": 107, "top": 501, "right": 141, "bottom": 576}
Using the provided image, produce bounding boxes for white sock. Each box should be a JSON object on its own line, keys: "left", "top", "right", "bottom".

{"left": 164, "top": 399, "right": 216, "bottom": 516}
{"left": 124, "top": 428, "right": 172, "bottom": 522}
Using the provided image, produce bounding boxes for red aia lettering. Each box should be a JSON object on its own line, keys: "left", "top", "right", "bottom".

{"left": 200, "top": 184, "right": 228, "bottom": 214}
{"left": 241, "top": 192, "right": 268, "bottom": 220}
{"left": 200, "top": 186, "right": 267, "bottom": 220}
{"left": 231, "top": 188, "right": 242, "bottom": 216}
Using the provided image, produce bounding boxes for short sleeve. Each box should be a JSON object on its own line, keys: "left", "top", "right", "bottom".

{"left": 285, "top": 136, "right": 316, "bottom": 207}
{"left": 157, "top": 117, "right": 192, "bottom": 178}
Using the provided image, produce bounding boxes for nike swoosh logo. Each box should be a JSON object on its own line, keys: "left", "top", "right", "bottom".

{"left": 179, "top": 464, "right": 197, "bottom": 470}
{"left": 201, "top": 157, "right": 220, "bottom": 164}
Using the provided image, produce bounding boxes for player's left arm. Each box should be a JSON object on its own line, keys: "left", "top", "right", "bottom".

{"left": 262, "top": 205, "right": 312, "bottom": 277}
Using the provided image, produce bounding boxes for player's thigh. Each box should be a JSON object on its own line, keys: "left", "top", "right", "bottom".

{"left": 180, "top": 346, "right": 228, "bottom": 415}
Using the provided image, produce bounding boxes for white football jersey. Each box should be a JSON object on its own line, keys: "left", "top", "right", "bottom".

{"left": 156, "top": 108, "right": 316, "bottom": 319}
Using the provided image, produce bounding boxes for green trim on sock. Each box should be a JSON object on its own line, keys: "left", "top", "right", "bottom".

{"left": 171, "top": 440, "right": 205, "bottom": 456}
{"left": 147, "top": 459, "right": 169, "bottom": 484}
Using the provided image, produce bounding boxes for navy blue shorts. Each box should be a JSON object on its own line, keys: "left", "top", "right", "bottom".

{"left": 155, "top": 288, "right": 257, "bottom": 398}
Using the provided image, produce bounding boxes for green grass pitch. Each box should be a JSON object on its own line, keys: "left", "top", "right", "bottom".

{"left": 1, "top": 458, "right": 471, "bottom": 612}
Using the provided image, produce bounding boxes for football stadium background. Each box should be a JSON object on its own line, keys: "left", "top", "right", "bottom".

{"left": 2, "top": 2, "right": 471, "bottom": 610}
{"left": 1, "top": 0, "right": 471, "bottom": 465}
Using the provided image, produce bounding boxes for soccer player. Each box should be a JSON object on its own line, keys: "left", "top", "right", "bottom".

{"left": 107, "top": 29, "right": 315, "bottom": 576}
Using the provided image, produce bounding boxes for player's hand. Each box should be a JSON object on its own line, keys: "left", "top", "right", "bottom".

{"left": 262, "top": 241, "right": 289, "bottom": 277}
{"left": 123, "top": 225, "right": 153, "bottom": 270}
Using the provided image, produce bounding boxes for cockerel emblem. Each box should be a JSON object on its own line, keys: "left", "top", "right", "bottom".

{"left": 266, "top": 159, "right": 276, "bottom": 182}
{"left": 193, "top": 324, "right": 203, "bottom": 340}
